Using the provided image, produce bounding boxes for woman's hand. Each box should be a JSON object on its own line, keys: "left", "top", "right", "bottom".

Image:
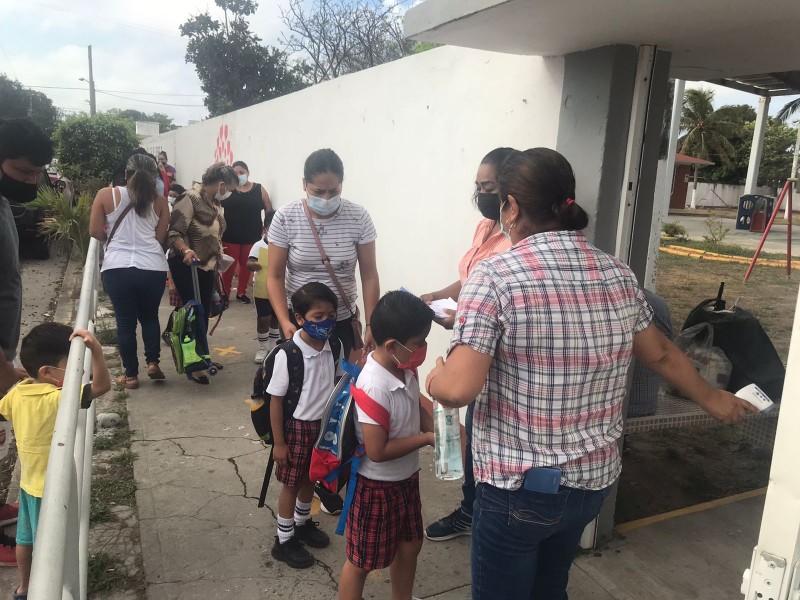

{"left": 420, "top": 293, "right": 434, "bottom": 304}
{"left": 699, "top": 389, "right": 758, "bottom": 424}
{"left": 426, "top": 357, "right": 446, "bottom": 397}
{"left": 364, "top": 326, "right": 376, "bottom": 354}
{"left": 433, "top": 309, "right": 456, "bottom": 330}
{"left": 182, "top": 248, "right": 198, "bottom": 266}
{"left": 273, "top": 443, "right": 291, "bottom": 468}
{"left": 280, "top": 320, "right": 297, "bottom": 340}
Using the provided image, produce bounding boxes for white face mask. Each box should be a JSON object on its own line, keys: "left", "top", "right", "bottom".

{"left": 307, "top": 194, "right": 341, "bottom": 216}
{"left": 215, "top": 187, "right": 232, "bottom": 201}
{"left": 238, "top": 174, "right": 248, "bottom": 186}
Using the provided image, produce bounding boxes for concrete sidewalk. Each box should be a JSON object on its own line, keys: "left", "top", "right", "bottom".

{"left": 127, "top": 289, "right": 763, "bottom": 599}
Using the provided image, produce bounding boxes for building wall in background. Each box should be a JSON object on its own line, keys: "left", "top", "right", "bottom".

{"left": 143, "top": 45, "right": 565, "bottom": 361}
{"left": 684, "top": 182, "right": 775, "bottom": 208}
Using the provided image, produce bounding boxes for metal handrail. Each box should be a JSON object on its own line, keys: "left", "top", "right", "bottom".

{"left": 28, "top": 238, "right": 100, "bottom": 600}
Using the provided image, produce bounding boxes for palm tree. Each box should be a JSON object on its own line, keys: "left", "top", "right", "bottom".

{"left": 678, "top": 89, "right": 738, "bottom": 207}
{"left": 777, "top": 97, "right": 800, "bottom": 123}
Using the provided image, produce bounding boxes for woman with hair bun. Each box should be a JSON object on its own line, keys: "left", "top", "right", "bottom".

{"left": 425, "top": 148, "right": 754, "bottom": 599}
{"left": 90, "top": 153, "right": 170, "bottom": 389}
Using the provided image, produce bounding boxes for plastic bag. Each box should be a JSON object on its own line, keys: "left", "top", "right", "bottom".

{"left": 672, "top": 323, "right": 732, "bottom": 392}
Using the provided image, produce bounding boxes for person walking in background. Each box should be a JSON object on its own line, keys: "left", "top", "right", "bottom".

{"left": 221, "top": 160, "right": 273, "bottom": 304}
{"left": 90, "top": 153, "right": 170, "bottom": 389}
{"left": 425, "top": 148, "right": 755, "bottom": 599}
{"left": 158, "top": 151, "right": 176, "bottom": 183}
{"left": 247, "top": 211, "right": 280, "bottom": 363}
{"left": 422, "top": 147, "right": 514, "bottom": 543}
{"left": 0, "top": 323, "right": 111, "bottom": 599}
{"left": 168, "top": 162, "right": 238, "bottom": 384}
{"left": 0, "top": 118, "right": 54, "bottom": 568}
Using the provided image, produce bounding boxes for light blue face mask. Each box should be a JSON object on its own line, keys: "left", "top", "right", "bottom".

{"left": 155, "top": 176, "right": 165, "bottom": 197}
{"left": 308, "top": 194, "right": 341, "bottom": 216}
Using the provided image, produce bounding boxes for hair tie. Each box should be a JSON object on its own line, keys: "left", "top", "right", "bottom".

{"left": 566, "top": 198, "right": 575, "bottom": 206}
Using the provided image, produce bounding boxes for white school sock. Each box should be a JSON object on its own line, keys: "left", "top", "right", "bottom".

{"left": 257, "top": 332, "right": 269, "bottom": 349}
{"left": 277, "top": 516, "right": 295, "bottom": 544}
{"left": 268, "top": 328, "right": 280, "bottom": 350}
{"left": 294, "top": 500, "right": 312, "bottom": 526}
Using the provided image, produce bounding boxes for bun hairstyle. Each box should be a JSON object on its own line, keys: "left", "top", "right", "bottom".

{"left": 125, "top": 153, "right": 158, "bottom": 217}
{"left": 201, "top": 162, "right": 239, "bottom": 187}
{"left": 497, "top": 148, "right": 589, "bottom": 232}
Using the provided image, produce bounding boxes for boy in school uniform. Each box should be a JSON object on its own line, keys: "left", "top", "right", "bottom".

{"left": 0, "top": 322, "right": 111, "bottom": 599}
{"left": 339, "top": 290, "right": 435, "bottom": 600}
{"left": 247, "top": 211, "right": 280, "bottom": 363}
{"left": 268, "top": 282, "right": 342, "bottom": 569}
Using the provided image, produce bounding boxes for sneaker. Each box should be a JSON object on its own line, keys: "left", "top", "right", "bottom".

{"left": 237, "top": 295, "right": 251, "bottom": 304}
{"left": 314, "top": 483, "right": 343, "bottom": 515}
{"left": 0, "top": 543, "right": 16, "bottom": 568}
{"left": 254, "top": 347, "right": 268, "bottom": 364}
{"left": 295, "top": 520, "right": 330, "bottom": 549}
{"left": 425, "top": 507, "right": 472, "bottom": 541}
{"left": 271, "top": 536, "right": 314, "bottom": 569}
{"left": 0, "top": 503, "right": 18, "bottom": 527}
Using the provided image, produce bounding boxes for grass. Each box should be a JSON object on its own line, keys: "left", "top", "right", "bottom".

{"left": 95, "top": 326, "right": 118, "bottom": 346}
{"left": 661, "top": 238, "right": 790, "bottom": 260}
{"left": 90, "top": 473, "right": 137, "bottom": 524}
{"left": 88, "top": 552, "right": 129, "bottom": 595}
{"left": 656, "top": 249, "right": 800, "bottom": 363}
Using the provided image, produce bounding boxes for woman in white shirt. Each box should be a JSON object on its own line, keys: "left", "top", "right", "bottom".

{"left": 90, "top": 153, "right": 170, "bottom": 389}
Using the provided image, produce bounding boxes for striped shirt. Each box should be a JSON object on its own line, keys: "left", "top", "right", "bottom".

{"left": 168, "top": 183, "right": 226, "bottom": 272}
{"left": 452, "top": 230, "right": 652, "bottom": 491}
{"left": 268, "top": 199, "right": 377, "bottom": 322}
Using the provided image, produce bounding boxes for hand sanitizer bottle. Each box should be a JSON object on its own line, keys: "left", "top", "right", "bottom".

{"left": 433, "top": 401, "right": 463, "bottom": 480}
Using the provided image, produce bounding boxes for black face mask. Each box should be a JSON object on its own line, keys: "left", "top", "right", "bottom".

{"left": 476, "top": 192, "right": 501, "bottom": 221}
{"left": 0, "top": 168, "right": 39, "bottom": 203}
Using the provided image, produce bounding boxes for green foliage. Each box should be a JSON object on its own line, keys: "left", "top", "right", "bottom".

{"left": 679, "top": 89, "right": 738, "bottom": 166}
{"left": 181, "top": 0, "right": 308, "bottom": 117}
{"left": 105, "top": 108, "right": 177, "bottom": 133}
{"left": 88, "top": 553, "right": 128, "bottom": 594}
{"left": 0, "top": 73, "right": 60, "bottom": 135}
{"left": 410, "top": 42, "right": 441, "bottom": 54}
{"left": 30, "top": 186, "right": 92, "bottom": 258}
{"left": 661, "top": 221, "right": 687, "bottom": 238}
{"left": 777, "top": 97, "right": 800, "bottom": 123}
{"left": 53, "top": 114, "right": 138, "bottom": 184}
{"left": 702, "top": 216, "right": 729, "bottom": 246}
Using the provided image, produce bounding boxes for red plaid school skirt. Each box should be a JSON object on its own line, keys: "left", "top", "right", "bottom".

{"left": 346, "top": 471, "right": 423, "bottom": 571}
{"left": 275, "top": 418, "right": 321, "bottom": 488}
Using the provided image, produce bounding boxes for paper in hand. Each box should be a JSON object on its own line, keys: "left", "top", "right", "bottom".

{"left": 429, "top": 298, "right": 458, "bottom": 319}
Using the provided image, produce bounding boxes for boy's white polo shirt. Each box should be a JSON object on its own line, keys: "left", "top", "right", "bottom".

{"left": 355, "top": 354, "right": 421, "bottom": 482}
{"left": 266, "top": 330, "right": 340, "bottom": 421}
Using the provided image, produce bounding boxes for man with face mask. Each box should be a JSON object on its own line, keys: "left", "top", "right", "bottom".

{"left": 0, "top": 118, "right": 53, "bottom": 394}
{"left": 0, "top": 118, "right": 53, "bottom": 567}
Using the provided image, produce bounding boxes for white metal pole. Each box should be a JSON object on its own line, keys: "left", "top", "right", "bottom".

{"left": 663, "top": 79, "right": 685, "bottom": 211}
{"left": 784, "top": 126, "right": 800, "bottom": 219}
{"left": 745, "top": 96, "right": 771, "bottom": 195}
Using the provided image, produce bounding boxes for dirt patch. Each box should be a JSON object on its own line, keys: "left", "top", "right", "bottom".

{"left": 614, "top": 249, "right": 796, "bottom": 523}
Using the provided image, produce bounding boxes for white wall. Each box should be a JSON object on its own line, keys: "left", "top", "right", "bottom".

{"left": 684, "top": 182, "right": 774, "bottom": 208}
{"left": 144, "top": 45, "right": 565, "bottom": 366}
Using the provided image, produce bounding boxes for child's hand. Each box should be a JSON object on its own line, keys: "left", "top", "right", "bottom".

{"left": 274, "top": 443, "right": 291, "bottom": 467}
{"left": 71, "top": 329, "right": 100, "bottom": 351}
{"left": 246, "top": 261, "right": 262, "bottom": 272}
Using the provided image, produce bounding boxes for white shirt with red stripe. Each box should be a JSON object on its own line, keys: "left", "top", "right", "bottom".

{"left": 354, "top": 354, "right": 421, "bottom": 482}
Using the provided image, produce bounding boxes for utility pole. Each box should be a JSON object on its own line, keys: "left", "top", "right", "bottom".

{"left": 87, "top": 45, "right": 96, "bottom": 116}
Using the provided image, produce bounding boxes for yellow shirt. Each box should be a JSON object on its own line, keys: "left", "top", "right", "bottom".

{"left": 0, "top": 380, "right": 65, "bottom": 497}
{"left": 249, "top": 239, "right": 269, "bottom": 299}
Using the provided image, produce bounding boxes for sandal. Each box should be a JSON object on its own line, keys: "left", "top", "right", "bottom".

{"left": 116, "top": 374, "right": 139, "bottom": 389}
{"left": 147, "top": 363, "right": 166, "bottom": 380}
{"left": 13, "top": 587, "right": 27, "bottom": 599}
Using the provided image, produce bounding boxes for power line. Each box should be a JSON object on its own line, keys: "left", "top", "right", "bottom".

{"left": 95, "top": 90, "right": 204, "bottom": 107}
{"left": 26, "top": 85, "right": 203, "bottom": 97}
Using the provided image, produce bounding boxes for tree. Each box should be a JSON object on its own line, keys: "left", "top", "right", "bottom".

{"left": 181, "top": 0, "right": 309, "bottom": 117}
{"left": 105, "top": 108, "right": 177, "bottom": 133}
{"left": 0, "top": 73, "right": 61, "bottom": 135}
{"left": 280, "top": 0, "right": 413, "bottom": 84}
{"left": 777, "top": 97, "right": 800, "bottom": 123}
{"left": 53, "top": 114, "right": 138, "bottom": 186}
{"left": 704, "top": 104, "right": 758, "bottom": 184}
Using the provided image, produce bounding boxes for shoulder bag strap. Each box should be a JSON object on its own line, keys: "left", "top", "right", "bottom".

{"left": 105, "top": 187, "right": 134, "bottom": 251}
{"left": 301, "top": 199, "right": 357, "bottom": 320}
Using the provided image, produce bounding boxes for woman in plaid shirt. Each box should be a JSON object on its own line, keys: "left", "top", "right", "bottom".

{"left": 425, "top": 148, "right": 755, "bottom": 600}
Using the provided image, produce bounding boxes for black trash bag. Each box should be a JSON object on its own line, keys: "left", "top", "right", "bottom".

{"left": 683, "top": 298, "right": 785, "bottom": 401}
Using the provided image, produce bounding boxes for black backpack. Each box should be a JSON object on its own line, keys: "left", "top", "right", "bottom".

{"left": 682, "top": 289, "right": 785, "bottom": 401}
{"left": 250, "top": 337, "right": 341, "bottom": 506}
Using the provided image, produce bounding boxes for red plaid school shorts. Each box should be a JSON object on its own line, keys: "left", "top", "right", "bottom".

{"left": 275, "top": 418, "right": 321, "bottom": 488}
{"left": 346, "top": 471, "right": 423, "bottom": 571}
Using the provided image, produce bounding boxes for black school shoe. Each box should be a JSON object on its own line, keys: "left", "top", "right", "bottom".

{"left": 314, "top": 482, "right": 344, "bottom": 515}
{"left": 237, "top": 294, "right": 251, "bottom": 304}
{"left": 295, "top": 520, "right": 330, "bottom": 548}
{"left": 271, "top": 536, "right": 314, "bottom": 569}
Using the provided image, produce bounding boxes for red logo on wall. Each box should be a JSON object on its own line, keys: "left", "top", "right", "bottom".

{"left": 214, "top": 124, "right": 234, "bottom": 165}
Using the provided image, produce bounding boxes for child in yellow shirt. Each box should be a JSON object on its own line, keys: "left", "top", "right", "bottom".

{"left": 247, "top": 211, "right": 279, "bottom": 363}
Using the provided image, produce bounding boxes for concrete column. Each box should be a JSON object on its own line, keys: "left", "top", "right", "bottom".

{"left": 744, "top": 96, "right": 771, "bottom": 195}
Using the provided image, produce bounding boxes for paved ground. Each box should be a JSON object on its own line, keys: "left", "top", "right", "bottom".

{"left": 121, "top": 285, "right": 764, "bottom": 599}
{"left": 668, "top": 213, "right": 800, "bottom": 255}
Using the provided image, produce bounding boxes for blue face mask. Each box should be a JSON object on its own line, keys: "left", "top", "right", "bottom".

{"left": 307, "top": 194, "right": 341, "bottom": 216}
{"left": 302, "top": 318, "right": 337, "bottom": 341}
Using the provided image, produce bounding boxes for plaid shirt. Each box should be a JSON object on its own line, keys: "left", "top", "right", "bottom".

{"left": 452, "top": 230, "right": 652, "bottom": 491}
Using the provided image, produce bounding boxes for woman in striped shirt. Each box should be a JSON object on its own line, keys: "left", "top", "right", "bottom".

{"left": 425, "top": 148, "right": 755, "bottom": 599}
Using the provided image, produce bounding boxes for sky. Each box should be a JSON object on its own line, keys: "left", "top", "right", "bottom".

{"left": 0, "top": 0, "right": 796, "bottom": 126}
